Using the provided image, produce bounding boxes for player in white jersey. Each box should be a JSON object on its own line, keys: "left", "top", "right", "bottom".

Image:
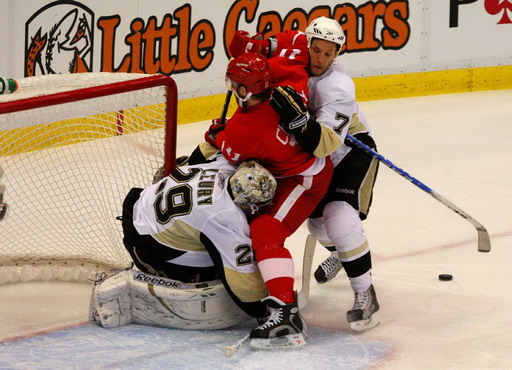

{"left": 269, "top": 16, "right": 380, "bottom": 331}
{"left": 89, "top": 158, "right": 277, "bottom": 330}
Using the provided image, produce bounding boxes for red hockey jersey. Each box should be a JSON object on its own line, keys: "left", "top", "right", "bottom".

{"left": 214, "top": 100, "right": 317, "bottom": 178}
{"left": 268, "top": 30, "right": 310, "bottom": 100}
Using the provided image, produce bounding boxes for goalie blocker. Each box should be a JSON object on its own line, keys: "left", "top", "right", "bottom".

{"left": 89, "top": 269, "right": 251, "bottom": 330}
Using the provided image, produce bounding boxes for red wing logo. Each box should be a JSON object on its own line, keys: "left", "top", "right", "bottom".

{"left": 25, "top": 2, "right": 94, "bottom": 76}
{"left": 484, "top": 0, "right": 512, "bottom": 24}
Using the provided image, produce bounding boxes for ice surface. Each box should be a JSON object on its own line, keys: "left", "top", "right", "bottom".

{"left": 1, "top": 90, "right": 511, "bottom": 369}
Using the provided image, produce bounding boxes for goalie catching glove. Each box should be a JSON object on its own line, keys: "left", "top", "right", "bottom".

{"left": 270, "top": 85, "right": 310, "bottom": 135}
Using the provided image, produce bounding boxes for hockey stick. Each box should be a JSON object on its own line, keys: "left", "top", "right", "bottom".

{"left": 346, "top": 134, "right": 491, "bottom": 253}
{"left": 223, "top": 235, "right": 316, "bottom": 358}
{"left": 297, "top": 234, "right": 316, "bottom": 309}
{"left": 220, "top": 90, "right": 233, "bottom": 124}
{"left": 224, "top": 334, "right": 250, "bottom": 358}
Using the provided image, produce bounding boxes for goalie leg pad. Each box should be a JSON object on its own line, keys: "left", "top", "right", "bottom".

{"left": 89, "top": 269, "right": 132, "bottom": 328}
{"left": 129, "top": 271, "right": 251, "bottom": 330}
{"left": 90, "top": 269, "right": 252, "bottom": 330}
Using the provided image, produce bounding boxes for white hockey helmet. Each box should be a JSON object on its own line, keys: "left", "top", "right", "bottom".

{"left": 305, "top": 16, "right": 345, "bottom": 51}
{"left": 229, "top": 161, "right": 277, "bottom": 213}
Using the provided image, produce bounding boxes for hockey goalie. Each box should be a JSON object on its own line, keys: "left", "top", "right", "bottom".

{"left": 89, "top": 158, "right": 277, "bottom": 330}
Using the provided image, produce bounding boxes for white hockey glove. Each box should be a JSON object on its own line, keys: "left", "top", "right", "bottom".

{"left": 270, "top": 85, "right": 310, "bottom": 135}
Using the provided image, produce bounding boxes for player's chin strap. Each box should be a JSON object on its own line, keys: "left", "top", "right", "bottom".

{"left": 235, "top": 91, "right": 252, "bottom": 107}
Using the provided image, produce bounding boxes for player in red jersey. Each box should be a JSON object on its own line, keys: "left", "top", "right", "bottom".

{"left": 230, "top": 18, "right": 381, "bottom": 332}
{"left": 204, "top": 53, "right": 333, "bottom": 350}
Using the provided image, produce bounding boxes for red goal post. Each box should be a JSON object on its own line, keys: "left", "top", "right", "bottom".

{"left": 0, "top": 73, "right": 178, "bottom": 284}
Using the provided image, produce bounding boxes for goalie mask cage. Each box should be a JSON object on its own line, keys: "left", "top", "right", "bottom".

{"left": 0, "top": 73, "right": 177, "bottom": 284}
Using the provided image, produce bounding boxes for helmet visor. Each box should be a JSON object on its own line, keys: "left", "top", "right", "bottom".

{"left": 225, "top": 77, "right": 238, "bottom": 92}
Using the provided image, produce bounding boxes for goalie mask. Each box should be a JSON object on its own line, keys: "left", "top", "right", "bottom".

{"left": 229, "top": 161, "right": 277, "bottom": 214}
{"left": 305, "top": 16, "right": 346, "bottom": 52}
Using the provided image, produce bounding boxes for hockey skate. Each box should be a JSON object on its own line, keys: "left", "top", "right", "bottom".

{"left": 314, "top": 254, "right": 343, "bottom": 284}
{"left": 249, "top": 296, "right": 307, "bottom": 350}
{"left": 346, "top": 284, "right": 380, "bottom": 331}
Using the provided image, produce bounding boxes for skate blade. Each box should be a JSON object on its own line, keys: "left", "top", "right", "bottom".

{"left": 350, "top": 312, "right": 381, "bottom": 332}
{"left": 250, "top": 333, "right": 306, "bottom": 350}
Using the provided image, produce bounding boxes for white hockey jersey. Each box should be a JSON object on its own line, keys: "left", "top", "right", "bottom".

{"left": 308, "top": 61, "right": 373, "bottom": 166}
{"left": 132, "top": 158, "right": 266, "bottom": 303}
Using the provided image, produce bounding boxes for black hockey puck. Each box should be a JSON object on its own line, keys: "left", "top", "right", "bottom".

{"left": 438, "top": 274, "right": 453, "bottom": 281}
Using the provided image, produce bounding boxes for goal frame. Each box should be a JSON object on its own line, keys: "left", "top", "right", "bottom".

{"left": 0, "top": 73, "right": 179, "bottom": 283}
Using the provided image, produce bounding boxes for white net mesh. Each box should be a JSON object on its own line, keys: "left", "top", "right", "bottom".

{"left": 0, "top": 73, "right": 176, "bottom": 284}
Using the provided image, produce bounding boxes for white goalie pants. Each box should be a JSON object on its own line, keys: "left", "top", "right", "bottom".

{"left": 89, "top": 269, "right": 251, "bottom": 330}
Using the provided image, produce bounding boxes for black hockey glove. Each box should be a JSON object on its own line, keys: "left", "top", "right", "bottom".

{"left": 270, "top": 85, "right": 310, "bottom": 135}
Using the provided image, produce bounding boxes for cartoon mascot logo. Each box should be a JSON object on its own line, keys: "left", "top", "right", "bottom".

{"left": 25, "top": 1, "right": 94, "bottom": 76}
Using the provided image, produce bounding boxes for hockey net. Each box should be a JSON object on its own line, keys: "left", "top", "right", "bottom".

{"left": 0, "top": 73, "right": 177, "bottom": 284}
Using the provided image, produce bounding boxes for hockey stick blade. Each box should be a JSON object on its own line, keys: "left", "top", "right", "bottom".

{"left": 431, "top": 191, "right": 491, "bottom": 252}
{"left": 224, "top": 334, "right": 250, "bottom": 359}
{"left": 297, "top": 234, "right": 316, "bottom": 310}
{"left": 346, "top": 134, "right": 491, "bottom": 253}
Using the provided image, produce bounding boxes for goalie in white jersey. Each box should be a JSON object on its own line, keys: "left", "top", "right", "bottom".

{"left": 90, "top": 158, "right": 277, "bottom": 330}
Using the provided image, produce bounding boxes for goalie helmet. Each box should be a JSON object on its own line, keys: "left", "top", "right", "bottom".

{"left": 225, "top": 52, "right": 271, "bottom": 95}
{"left": 229, "top": 161, "right": 277, "bottom": 213}
{"left": 305, "top": 16, "right": 346, "bottom": 50}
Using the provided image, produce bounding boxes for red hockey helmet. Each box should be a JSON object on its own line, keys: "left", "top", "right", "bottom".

{"left": 225, "top": 52, "right": 271, "bottom": 95}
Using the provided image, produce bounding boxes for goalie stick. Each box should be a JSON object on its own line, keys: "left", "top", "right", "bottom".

{"left": 223, "top": 234, "right": 317, "bottom": 358}
{"left": 346, "top": 134, "right": 491, "bottom": 253}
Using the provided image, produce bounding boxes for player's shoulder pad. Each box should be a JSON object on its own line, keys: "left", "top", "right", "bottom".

{"left": 324, "top": 63, "right": 356, "bottom": 102}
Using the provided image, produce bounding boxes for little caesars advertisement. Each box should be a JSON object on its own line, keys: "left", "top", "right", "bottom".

{"left": 1, "top": 0, "right": 510, "bottom": 99}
